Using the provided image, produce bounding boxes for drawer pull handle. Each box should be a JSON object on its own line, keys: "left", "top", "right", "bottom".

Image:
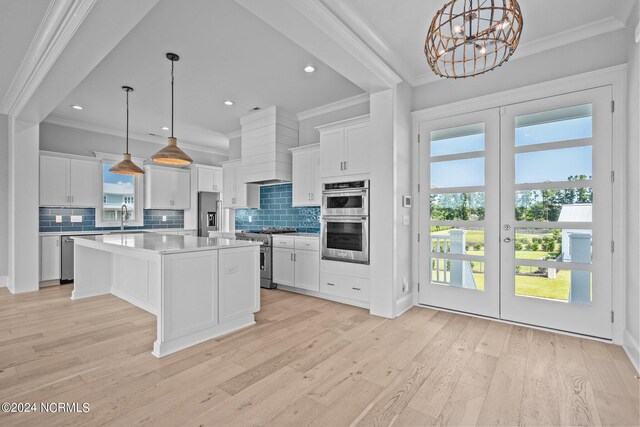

{"left": 326, "top": 283, "right": 335, "bottom": 286}
{"left": 352, "top": 287, "right": 361, "bottom": 291}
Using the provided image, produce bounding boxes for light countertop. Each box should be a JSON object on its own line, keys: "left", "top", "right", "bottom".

{"left": 73, "top": 233, "right": 262, "bottom": 255}
{"left": 39, "top": 228, "right": 196, "bottom": 237}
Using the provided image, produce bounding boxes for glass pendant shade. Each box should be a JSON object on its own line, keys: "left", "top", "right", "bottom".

{"left": 151, "top": 52, "right": 192, "bottom": 165}
{"left": 151, "top": 137, "right": 193, "bottom": 165}
{"left": 110, "top": 153, "right": 144, "bottom": 175}
{"left": 110, "top": 86, "right": 144, "bottom": 175}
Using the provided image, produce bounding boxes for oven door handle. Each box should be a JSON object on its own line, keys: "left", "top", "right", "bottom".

{"left": 322, "top": 190, "right": 367, "bottom": 197}
{"left": 322, "top": 216, "right": 368, "bottom": 222}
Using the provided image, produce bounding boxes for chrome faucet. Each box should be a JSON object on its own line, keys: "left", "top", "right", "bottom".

{"left": 120, "top": 204, "right": 128, "bottom": 231}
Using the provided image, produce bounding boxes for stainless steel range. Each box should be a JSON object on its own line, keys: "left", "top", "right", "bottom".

{"left": 235, "top": 228, "right": 297, "bottom": 289}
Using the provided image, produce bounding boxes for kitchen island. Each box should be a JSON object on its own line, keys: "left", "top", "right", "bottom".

{"left": 72, "top": 233, "right": 261, "bottom": 357}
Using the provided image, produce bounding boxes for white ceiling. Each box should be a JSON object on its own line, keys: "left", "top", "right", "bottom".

{"left": 342, "top": 0, "right": 636, "bottom": 85}
{"left": 46, "top": 0, "right": 364, "bottom": 151}
{"left": 0, "top": 0, "right": 52, "bottom": 103}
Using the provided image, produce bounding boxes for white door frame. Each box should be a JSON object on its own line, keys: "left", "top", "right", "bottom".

{"left": 411, "top": 65, "right": 627, "bottom": 343}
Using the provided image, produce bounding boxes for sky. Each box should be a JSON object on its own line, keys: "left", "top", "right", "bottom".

{"left": 430, "top": 116, "right": 593, "bottom": 188}
{"left": 103, "top": 164, "right": 135, "bottom": 185}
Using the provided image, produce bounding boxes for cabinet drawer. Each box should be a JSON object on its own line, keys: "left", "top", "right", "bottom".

{"left": 294, "top": 237, "right": 319, "bottom": 251}
{"left": 272, "top": 236, "right": 295, "bottom": 248}
{"left": 320, "top": 272, "right": 369, "bottom": 302}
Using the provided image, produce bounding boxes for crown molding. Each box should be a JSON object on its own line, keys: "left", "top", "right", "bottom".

{"left": 614, "top": 0, "right": 637, "bottom": 26}
{"left": 287, "top": 0, "right": 402, "bottom": 89}
{"left": 321, "top": 0, "right": 415, "bottom": 84}
{"left": 297, "top": 92, "right": 369, "bottom": 121}
{"left": 43, "top": 116, "right": 229, "bottom": 156}
{"left": 226, "top": 130, "right": 242, "bottom": 140}
{"left": 412, "top": 16, "right": 627, "bottom": 88}
{"left": 0, "top": 0, "right": 97, "bottom": 116}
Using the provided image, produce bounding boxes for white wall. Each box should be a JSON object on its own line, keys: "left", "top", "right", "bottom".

{"left": 413, "top": 29, "right": 628, "bottom": 111}
{"left": 298, "top": 102, "right": 370, "bottom": 146}
{"left": 0, "top": 114, "right": 8, "bottom": 285}
{"left": 393, "top": 83, "right": 413, "bottom": 315}
{"left": 40, "top": 122, "right": 228, "bottom": 166}
{"left": 228, "top": 136, "right": 241, "bottom": 160}
{"left": 625, "top": 3, "right": 640, "bottom": 370}
{"left": 8, "top": 119, "right": 40, "bottom": 293}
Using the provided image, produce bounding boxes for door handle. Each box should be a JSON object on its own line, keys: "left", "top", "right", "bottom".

{"left": 340, "top": 162, "right": 344, "bottom": 170}
{"left": 503, "top": 237, "right": 512, "bottom": 243}
{"left": 344, "top": 161, "right": 347, "bottom": 170}
{"left": 503, "top": 224, "right": 511, "bottom": 230}
{"left": 326, "top": 282, "right": 335, "bottom": 286}
{"left": 352, "top": 287, "right": 361, "bottom": 291}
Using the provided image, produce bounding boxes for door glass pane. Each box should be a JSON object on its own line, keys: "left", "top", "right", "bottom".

{"left": 514, "top": 228, "right": 592, "bottom": 265}
{"left": 515, "top": 146, "right": 592, "bottom": 184}
{"left": 430, "top": 192, "right": 485, "bottom": 221}
{"left": 515, "top": 266, "right": 592, "bottom": 304}
{"left": 515, "top": 187, "right": 592, "bottom": 222}
{"left": 431, "top": 157, "right": 484, "bottom": 188}
{"left": 102, "top": 164, "right": 136, "bottom": 221}
{"left": 515, "top": 104, "right": 592, "bottom": 147}
{"left": 431, "top": 257, "right": 484, "bottom": 291}
{"left": 431, "top": 227, "right": 485, "bottom": 256}
{"left": 431, "top": 123, "right": 485, "bottom": 156}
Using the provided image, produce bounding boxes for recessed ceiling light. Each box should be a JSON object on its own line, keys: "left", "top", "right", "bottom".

{"left": 71, "top": 105, "right": 84, "bottom": 110}
{"left": 304, "top": 65, "right": 316, "bottom": 73}
{"left": 161, "top": 126, "right": 169, "bottom": 131}
{"left": 224, "top": 100, "right": 234, "bottom": 106}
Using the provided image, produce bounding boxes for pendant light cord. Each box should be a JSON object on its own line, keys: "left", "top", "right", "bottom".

{"left": 171, "top": 59, "right": 174, "bottom": 138}
{"left": 126, "top": 89, "right": 130, "bottom": 154}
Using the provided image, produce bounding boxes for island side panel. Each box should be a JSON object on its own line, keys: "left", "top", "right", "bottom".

{"left": 111, "top": 254, "right": 160, "bottom": 316}
{"left": 72, "top": 243, "right": 112, "bottom": 300}
{"left": 219, "top": 246, "right": 261, "bottom": 322}
{"left": 154, "top": 250, "right": 220, "bottom": 357}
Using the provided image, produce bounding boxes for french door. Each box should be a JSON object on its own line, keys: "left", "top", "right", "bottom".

{"left": 419, "top": 87, "right": 613, "bottom": 339}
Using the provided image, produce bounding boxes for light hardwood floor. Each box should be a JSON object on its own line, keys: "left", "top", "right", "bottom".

{"left": 0, "top": 285, "right": 638, "bottom": 426}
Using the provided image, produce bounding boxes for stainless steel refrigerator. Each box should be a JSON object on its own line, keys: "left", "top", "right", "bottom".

{"left": 197, "top": 191, "right": 222, "bottom": 237}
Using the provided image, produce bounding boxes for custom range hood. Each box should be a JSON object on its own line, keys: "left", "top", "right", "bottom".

{"left": 240, "top": 106, "right": 299, "bottom": 184}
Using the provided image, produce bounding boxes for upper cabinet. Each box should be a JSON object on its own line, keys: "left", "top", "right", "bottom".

{"left": 39, "top": 153, "right": 100, "bottom": 207}
{"left": 196, "top": 165, "right": 223, "bottom": 192}
{"left": 290, "top": 144, "right": 321, "bottom": 207}
{"left": 144, "top": 165, "right": 191, "bottom": 210}
{"left": 221, "top": 160, "right": 259, "bottom": 209}
{"left": 318, "top": 115, "right": 370, "bottom": 179}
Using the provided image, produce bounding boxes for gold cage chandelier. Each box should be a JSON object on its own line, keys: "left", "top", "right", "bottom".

{"left": 425, "top": 0, "right": 523, "bottom": 78}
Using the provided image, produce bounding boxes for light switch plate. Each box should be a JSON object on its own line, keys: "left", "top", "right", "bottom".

{"left": 70, "top": 215, "right": 82, "bottom": 223}
{"left": 55, "top": 215, "right": 62, "bottom": 223}
{"left": 162, "top": 216, "right": 167, "bottom": 222}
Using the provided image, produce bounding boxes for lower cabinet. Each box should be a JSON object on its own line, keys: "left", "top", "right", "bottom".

{"left": 40, "top": 236, "right": 61, "bottom": 282}
{"left": 272, "top": 236, "right": 319, "bottom": 292}
{"left": 320, "top": 259, "right": 370, "bottom": 304}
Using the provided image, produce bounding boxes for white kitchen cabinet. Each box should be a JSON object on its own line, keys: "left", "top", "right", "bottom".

{"left": 272, "top": 236, "right": 319, "bottom": 292}
{"left": 39, "top": 153, "right": 100, "bottom": 207}
{"left": 317, "top": 116, "right": 370, "bottom": 179}
{"left": 291, "top": 144, "right": 321, "bottom": 207}
{"left": 196, "top": 166, "right": 223, "bottom": 192}
{"left": 272, "top": 247, "right": 295, "bottom": 286}
{"left": 144, "top": 166, "right": 191, "bottom": 209}
{"left": 40, "top": 236, "right": 60, "bottom": 281}
{"left": 294, "top": 249, "right": 320, "bottom": 291}
{"left": 221, "top": 160, "right": 259, "bottom": 209}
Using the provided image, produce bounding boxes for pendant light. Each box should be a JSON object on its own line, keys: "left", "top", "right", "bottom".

{"left": 425, "top": 0, "right": 523, "bottom": 78}
{"left": 151, "top": 52, "right": 193, "bottom": 165}
{"left": 110, "top": 86, "right": 144, "bottom": 175}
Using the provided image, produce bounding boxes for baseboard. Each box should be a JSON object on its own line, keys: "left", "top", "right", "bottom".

{"left": 623, "top": 329, "right": 640, "bottom": 374}
{"left": 395, "top": 293, "right": 414, "bottom": 318}
{"left": 0, "top": 276, "right": 7, "bottom": 288}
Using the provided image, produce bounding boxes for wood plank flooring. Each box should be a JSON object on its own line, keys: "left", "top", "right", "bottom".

{"left": 0, "top": 285, "right": 638, "bottom": 426}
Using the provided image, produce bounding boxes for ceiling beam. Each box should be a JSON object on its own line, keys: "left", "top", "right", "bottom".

{"left": 234, "top": 0, "right": 401, "bottom": 92}
{"left": 10, "top": 0, "right": 160, "bottom": 124}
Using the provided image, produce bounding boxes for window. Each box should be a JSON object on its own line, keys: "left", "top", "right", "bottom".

{"left": 95, "top": 155, "right": 144, "bottom": 227}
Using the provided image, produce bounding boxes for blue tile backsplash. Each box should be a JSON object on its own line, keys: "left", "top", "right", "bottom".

{"left": 235, "top": 184, "right": 320, "bottom": 233}
{"left": 39, "top": 208, "right": 184, "bottom": 232}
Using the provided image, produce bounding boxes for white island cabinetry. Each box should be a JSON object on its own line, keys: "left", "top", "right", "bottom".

{"left": 72, "top": 234, "right": 261, "bottom": 357}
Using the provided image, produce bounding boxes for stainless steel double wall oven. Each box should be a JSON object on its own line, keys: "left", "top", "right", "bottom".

{"left": 321, "top": 180, "right": 369, "bottom": 264}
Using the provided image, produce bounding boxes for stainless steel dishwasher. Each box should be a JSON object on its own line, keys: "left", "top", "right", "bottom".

{"left": 60, "top": 235, "right": 101, "bottom": 284}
